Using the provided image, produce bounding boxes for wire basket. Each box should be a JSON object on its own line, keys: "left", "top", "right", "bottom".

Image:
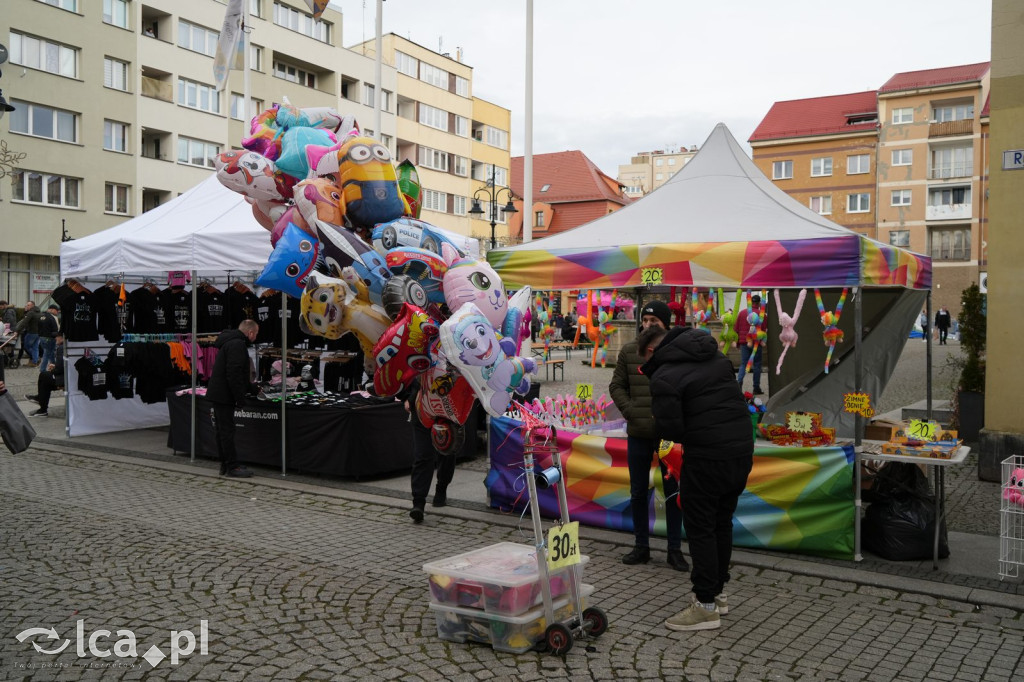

{"left": 999, "top": 454, "right": 1024, "bottom": 580}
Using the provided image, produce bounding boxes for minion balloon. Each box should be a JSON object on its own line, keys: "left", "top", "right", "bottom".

{"left": 335, "top": 134, "right": 409, "bottom": 230}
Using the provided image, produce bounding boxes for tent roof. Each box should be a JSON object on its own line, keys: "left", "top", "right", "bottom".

{"left": 488, "top": 123, "right": 930, "bottom": 291}
{"left": 61, "top": 174, "right": 271, "bottom": 278}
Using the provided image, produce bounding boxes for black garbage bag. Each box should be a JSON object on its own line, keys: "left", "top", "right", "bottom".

{"left": 862, "top": 462, "right": 949, "bottom": 560}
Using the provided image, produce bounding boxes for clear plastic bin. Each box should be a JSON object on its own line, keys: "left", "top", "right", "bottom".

{"left": 429, "top": 584, "right": 593, "bottom": 653}
{"left": 423, "top": 541, "right": 589, "bottom": 616}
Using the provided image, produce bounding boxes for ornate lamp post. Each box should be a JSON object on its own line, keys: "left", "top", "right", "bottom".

{"left": 468, "top": 163, "right": 517, "bottom": 249}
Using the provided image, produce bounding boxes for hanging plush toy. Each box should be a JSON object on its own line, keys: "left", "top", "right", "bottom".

{"left": 1004, "top": 467, "right": 1024, "bottom": 507}
{"left": 716, "top": 289, "right": 743, "bottom": 354}
{"left": 774, "top": 288, "right": 807, "bottom": 375}
{"left": 743, "top": 291, "right": 767, "bottom": 374}
{"left": 814, "top": 287, "right": 848, "bottom": 374}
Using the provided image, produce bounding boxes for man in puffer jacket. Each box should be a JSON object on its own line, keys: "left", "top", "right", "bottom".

{"left": 639, "top": 325, "right": 753, "bottom": 632}
{"left": 207, "top": 320, "right": 260, "bottom": 478}
{"left": 608, "top": 300, "right": 688, "bottom": 572}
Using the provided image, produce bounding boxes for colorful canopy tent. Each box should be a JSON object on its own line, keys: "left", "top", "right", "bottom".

{"left": 488, "top": 123, "right": 933, "bottom": 439}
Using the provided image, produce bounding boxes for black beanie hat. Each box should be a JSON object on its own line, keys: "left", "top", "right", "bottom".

{"left": 640, "top": 300, "right": 671, "bottom": 327}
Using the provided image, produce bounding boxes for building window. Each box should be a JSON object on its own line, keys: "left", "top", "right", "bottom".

{"left": 847, "top": 154, "right": 870, "bottom": 175}
{"left": 177, "top": 136, "right": 220, "bottom": 168}
{"left": 891, "top": 189, "right": 912, "bottom": 206}
{"left": 105, "top": 183, "right": 130, "bottom": 214}
{"left": 249, "top": 0, "right": 262, "bottom": 17}
{"left": 273, "top": 61, "right": 316, "bottom": 87}
{"left": 668, "top": 158, "right": 676, "bottom": 166}
{"left": 492, "top": 166, "right": 508, "bottom": 187}
{"left": 11, "top": 169, "right": 81, "bottom": 208}
{"left": 419, "top": 62, "right": 448, "bottom": 89}
{"left": 535, "top": 211, "right": 544, "bottom": 227}
{"left": 453, "top": 196, "right": 467, "bottom": 216}
{"left": 104, "top": 120, "right": 128, "bottom": 152}
{"left": 847, "top": 193, "right": 870, "bottom": 213}
{"left": 454, "top": 115, "right": 469, "bottom": 137}
{"left": 37, "top": 0, "right": 78, "bottom": 10}
{"left": 363, "top": 83, "right": 375, "bottom": 107}
{"left": 10, "top": 32, "right": 78, "bottom": 78}
{"left": 178, "top": 78, "right": 221, "bottom": 114}
{"left": 485, "top": 126, "right": 508, "bottom": 150}
{"left": 889, "top": 230, "right": 910, "bottom": 247}
{"left": 104, "top": 57, "right": 129, "bottom": 91}
{"left": 230, "top": 94, "right": 262, "bottom": 120}
{"left": 422, "top": 189, "right": 447, "bottom": 213}
{"left": 655, "top": 158, "right": 663, "bottom": 167}
{"left": 103, "top": 0, "right": 128, "bottom": 28}
{"left": 930, "top": 227, "right": 971, "bottom": 261}
{"left": 772, "top": 160, "right": 793, "bottom": 180}
{"left": 178, "top": 20, "right": 219, "bottom": 57}
{"left": 931, "top": 146, "right": 973, "bottom": 179}
{"left": 454, "top": 156, "right": 468, "bottom": 177}
{"left": 811, "top": 157, "right": 833, "bottom": 177}
{"left": 380, "top": 133, "right": 392, "bottom": 149}
{"left": 455, "top": 75, "right": 469, "bottom": 97}
{"left": 932, "top": 103, "right": 973, "bottom": 123}
{"left": 809, "top": 196, "right": 832, "bottom": 215}
{"left": 655, "top": 173, "right": 663, "bottom": 181}
{"left": 9, "top": 101, "right": 78, "bottom": 143}
{"left": 891, "top": 149, "right": 913, "bottom": 166}
{"left": 892, "top": 107, "right": 913, "bottom": 124}
{"left": 418, "top": 103, "right": 448, "bottom": 132}
{"left": 418, "top": 146, "right": 449, "bottom": 172}
{"left": 395, "top": 51, "right": 418, "bottom": 77}
{"left": 929, "top": 185, "right": 971, "bottom": 210}
{"left": 273, "top": 2, "right": 331, "bottom": 43}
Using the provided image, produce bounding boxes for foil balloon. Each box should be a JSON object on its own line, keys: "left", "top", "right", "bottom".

{"left": 214, "top": 149, "right": 295, "bottom": 220}
{"left": 439, "top": 302, "right": 537, "bottom": 418}
{"left": 328, "top": 134, "right": 408, "bottom": 229}
{"left": 241, "top": 104, "right": 339, "bottom": 180}
{"left": 416, "top": 341, "right": 477, "bottom": 455}
{"left": 293, "top": 177, "right": 345, "bottom": 229}
{"left": 441, "top": 244, "right": 508, "bottom": 330}
{"left": 255, "top": 222, "right": 322, "bottom": 299}
{"left": 384, "top": 247, "right": 449, "bottom": 317}
{"left": 396, "top": 159, "right": 422, "bottom": 219}
{"left": 316, "top": 222, "right": 391, "bottom": 306}
{"left": 371, "top": 217, "right": 467, "bottom": 257}
{"left": 371, "top": 303, "right": 439, "bottom": 397}
{"left": 502, "top": 287, "right": 533, "bottom": 356}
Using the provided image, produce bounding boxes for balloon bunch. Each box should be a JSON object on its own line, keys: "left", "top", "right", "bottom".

{"left": 773, "top": 288, "right": 807, "bottom": 375}
{"left": 814, "top": 287, "right": 848, "bottom": 374}
{"left": 716, "top": 289, "right": 743, "bottom": 354}
{"left": 743, "top": 291, "right": 768, "bottom": 373}
{"left": 215, "top": 103, "right": 537, "bottom": 455}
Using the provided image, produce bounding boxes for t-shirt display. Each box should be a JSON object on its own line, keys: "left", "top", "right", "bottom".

{"left": 160, "top": 286, "right": 192, "bottom": 334}
{"left": 196, "top": 286, "right": 228, "bottom": 334}
{"left": 227, "top": 283, "right": 259, "bottom": 328}
{"left": 52, "top": 283, "right": 99, "bottom": 342}
{"left": 74, "top": 355, "right": 109, "bottom": 400}
{"left": 92, "top": 284, "right": 125, "bottom": 343}
{"left": 127, "top": 285, "right": 164, "bottom": 334}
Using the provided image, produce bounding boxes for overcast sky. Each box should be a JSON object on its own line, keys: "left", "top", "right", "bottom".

{"left": 331, "top": 1, "right": 992, "bottom": 178}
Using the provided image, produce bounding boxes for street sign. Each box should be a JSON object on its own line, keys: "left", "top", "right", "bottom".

{"left": 1002, "top": 150, "right": 1024, "bottom": 171}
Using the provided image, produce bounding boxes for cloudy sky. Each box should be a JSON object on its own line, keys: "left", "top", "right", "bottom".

{"left": 331, "top": 1, "right": 992, "bottom": 178}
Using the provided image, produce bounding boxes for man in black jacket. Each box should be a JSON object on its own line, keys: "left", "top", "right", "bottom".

{"left": 37, "top": 304, "right": 61, "bottom": 375}
{"left": 207, "top": 320, "right": 260, "bottom": 478}
{"left": 27, "top": 334, "right": 64, "bottom": 417}
{"left": 639, "top": 325, "right": 753, "bottom": 632}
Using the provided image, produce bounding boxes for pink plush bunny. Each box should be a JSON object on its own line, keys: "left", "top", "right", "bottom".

{"left": 1004, "top": 467, "right": 1024, "bottom": 507}
{"left": 774, "top": 288, "right": 807, "bottom": 375}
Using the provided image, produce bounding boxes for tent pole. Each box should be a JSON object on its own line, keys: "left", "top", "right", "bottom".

{"left": 853, "top": 286, "right": 863, "bottom": 562}
{"left": 190, "top": 270, "right": 198, "bottom": 463}
{"left": 925, "top": 291, "right": 932, "bottom": 421}
{"left": 280, "top": 290, "right": 287, "bottom": 477}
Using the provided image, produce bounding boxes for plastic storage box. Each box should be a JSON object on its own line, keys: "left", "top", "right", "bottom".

{"left": 429, "top": 584, "right": 594, "bottom": 653}
{"left": 423, "top": 542, "right": 589, "bottom": 616}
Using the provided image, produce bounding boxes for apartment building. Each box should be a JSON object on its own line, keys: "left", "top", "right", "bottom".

{"left": 749, "top": 62, "right": 990, "bottom": 312}
{"left": 616, "top": 146, "right": 697, "bottom": 198}
{"left": 351, "top": 34, "right": 513, "bottom": 244}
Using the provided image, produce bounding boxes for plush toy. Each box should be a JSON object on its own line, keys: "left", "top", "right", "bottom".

{"left": 255, "top": 222, "right": 322, "bottom": 299}
{"left": 716, "top": 289, "right": 743, "bottom": 354}
{"left": 440, "top": 244, "right": 509, "bottom": 330}
{"left": 1004, "top": 467, "right": 1024, "bottom": 507}
{"left": 774, "top": 288, "right": 807, "bottom": 375}
{"left": 371, "top": 303, "right": 439, "bottom": 397}
{"left": 743, "top": 291, "right": 768, "bottom": 373}
{"left": 439, "top": 302, "right": 537, "bottom": 418}
{"left": 814, "top": 287, "right": 848, "bottom": 374}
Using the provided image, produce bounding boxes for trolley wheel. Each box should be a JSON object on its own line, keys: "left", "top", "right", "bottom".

{"left": 545, "top": 622, "right": 573, "bottom": 656}
{"left": 582, "top": 607, "right": 608, "bottom": 637}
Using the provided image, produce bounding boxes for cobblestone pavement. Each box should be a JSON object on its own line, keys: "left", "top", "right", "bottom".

{"left": 3, "top": 447, "right": 1023, "bottom": 681}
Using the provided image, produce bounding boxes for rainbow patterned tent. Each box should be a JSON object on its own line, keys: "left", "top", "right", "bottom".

{"left": 488, "top": 123, "right": 931, "bottom": 291}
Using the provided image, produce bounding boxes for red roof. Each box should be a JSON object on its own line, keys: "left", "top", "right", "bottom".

{"left": 510, "top": 151, "right": 630, "bottom": 206}
{"left": 749, "top": 91, "right": 878, "bottom": 142}
{"left": 879, "top": 62, "right": 990, "bottom": 93}
{"left": 981, "top": 93, "right": 991, "bottom": 117}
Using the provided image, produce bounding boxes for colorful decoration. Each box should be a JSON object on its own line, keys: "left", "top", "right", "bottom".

{"left": 331, "top": 133, "right": 409, "bottom": 230}
{"left": 743, "top": 291, "right": 767, "bottom": 373}
{"left": 814, "top": 287, "right": 848, "bottom": 374}
{"left": 441, "top": 244, "right": 509, "bottom": 330}
{"left": 415, "top": 343, "right": 477, "bottom": 455}
{"left": 396, "top": 159, "right": 422, "bottom": 219}
{"left": 690, "top": 287, "right": 714, "bottom": 331}
{"left": 371, "top": 303, "right": 439, "bottom": 397}
{"left": 255, "top": 222, "right": 322, "bottom": 299}
{"left": 773, "top": 288, "right": 807, "bottom": 375}
{"left": 1003, "top": 468, "right": 1024, "bottom": 507}
{"left": 715, "top": 289, "right": 743, "bottom": 354}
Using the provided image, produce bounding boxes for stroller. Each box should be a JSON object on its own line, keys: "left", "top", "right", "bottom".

{"left": 1, "top": 331, "right": 19, "bottom": 369}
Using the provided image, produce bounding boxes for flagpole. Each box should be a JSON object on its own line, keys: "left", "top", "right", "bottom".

{"left": 523, "top": 0, "right": 534, "bottom": 244}
{"left": 243, "top": 15, "right": 252, "bottom": 125}
{"left": 373, "top": 0, "right": 383, "bottom": 139}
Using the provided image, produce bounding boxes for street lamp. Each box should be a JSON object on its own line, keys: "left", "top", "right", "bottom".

{"left": 468, "top": 163, "right": 517, "bottom": 249}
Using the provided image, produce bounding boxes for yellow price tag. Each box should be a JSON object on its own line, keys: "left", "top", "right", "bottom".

{"left": 787, "top": 412, "right": 815, "bottom": 433}
{"left": 575, "top": 383, "right": 593, "bottom": 400}
{"left": 842, "top": 392, "right": 873, "bottom": 417}
{"left": 907, "top": 419, "right": 938, "bottom": 441}
{"left": 640, "top": 268, "right": 664, "bottom": 286}
{"left": 546, "top": 521, "right": 581, "bottom": 570}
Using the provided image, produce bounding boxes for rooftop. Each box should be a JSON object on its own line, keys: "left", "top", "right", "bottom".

{"left": 749, "top": 91, "right": 879, "bottom": 142}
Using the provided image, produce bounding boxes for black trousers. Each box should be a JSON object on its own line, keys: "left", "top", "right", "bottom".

{"left": 410, "top": 420, "right": 455, "bottom": 506}
{"left": 679, "top": 455, "right": 753, "bottom": 604}
{"left": 36, "top": 371, "right": 61, "bottom": 410}
{"left": 211, "top": 404, "right": 239, "bottom": 471}
{"left": 937, "top": 327, "right": 948, "bottom": 344}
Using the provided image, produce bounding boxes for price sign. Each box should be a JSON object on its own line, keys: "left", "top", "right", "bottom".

{"left": 640, "top": 268, "right": 664, "bottom": 286}
{"left": 786, "top": 412, "right": 815, "bottom": 433}
{"left": 575, "top": 383, "right": 593, "bottom": 400}
{"left": 547, "top": 521, "right": 581, "bottom": 570}
{"left": 842, "top": 392, "right": 874, "bottom": 418}
{"left": 907, "top": 419, "right": 938, "bottom": 441}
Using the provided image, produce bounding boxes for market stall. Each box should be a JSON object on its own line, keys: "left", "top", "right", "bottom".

{"left": 487, "top": 123, "right": 933, "bottom": 560}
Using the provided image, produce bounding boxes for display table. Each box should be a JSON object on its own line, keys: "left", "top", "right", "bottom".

{"left": 166, "top": 391, "right": 418, "bottom": 478}
{"left": 860, "top": 441, "right": 971, "bottom": 569}
{"left": 486, "top": 416, "right": 857, "bottom": 559}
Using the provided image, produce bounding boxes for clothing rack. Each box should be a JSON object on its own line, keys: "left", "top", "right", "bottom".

{"left": 121, "top": 333, "right": 195, "bottom": 343}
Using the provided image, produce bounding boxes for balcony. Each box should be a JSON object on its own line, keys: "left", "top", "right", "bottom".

{"left": 926, "top": 203, "right": 972, "bottom": 221}
{"left": 928, "top": 119, "right": 973, "bottom": 138}
{"left": 930, "top": 164, "right": 973, "bottom": 180}
{"left": 141, "top": 75, "right": 173, "bottom": 103}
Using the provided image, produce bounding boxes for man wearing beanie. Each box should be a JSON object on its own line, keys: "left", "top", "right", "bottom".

{"left": 608, "top": 299, "right": 689, "bottom": 572}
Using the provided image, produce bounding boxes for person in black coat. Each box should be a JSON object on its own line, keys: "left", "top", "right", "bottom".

{"left": 934, "top": 306, "right": 952, "bottom": 345}
{"left": 639, "top": 325, "right": 753, "bottom": 632}
{"left": 403, "top": 378, "right": 457, "bottom": 524}
{"left": 27, "top": 334, "right": 65, "bottom": 417}
{"left": 207, "top": 320, "right": 260, "bottom": 477}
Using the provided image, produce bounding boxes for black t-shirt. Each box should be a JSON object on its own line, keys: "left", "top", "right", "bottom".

{"left": 254, "top": 294, "right": 276, "bottom": 344}
{"left": 160, "top": 287, "right": 192, "bottom": 334}
{"left": 227, "top": 288, "right": 259, "bottom": 329}
{"left": 127, "top": 287, "right": 162, "bottom": 334}
{"left": 93, "top": 286, "right": 124, "bottom": 343}
{"left": 197, "top": 288, "right": 228, "bottom": 334}
{"left": 266, "top": 294, "right": 308, "bottom": 347}
{"left": 57, "top": 290, "right": 99, "bottom": 341}
{"left": 105, "top": 344, "right": 134, "bottom": 399}
{"left": 74, "top": 356, "right": 109, "bottom": 400}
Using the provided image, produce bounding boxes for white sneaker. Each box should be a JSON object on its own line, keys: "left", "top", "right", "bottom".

{"left": 715, "top": 593, "right": 728, "bottom": 615}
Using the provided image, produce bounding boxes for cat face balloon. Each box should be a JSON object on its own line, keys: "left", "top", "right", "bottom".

{"left": 440, "top": 243, "right": 508, "bottom": 329}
